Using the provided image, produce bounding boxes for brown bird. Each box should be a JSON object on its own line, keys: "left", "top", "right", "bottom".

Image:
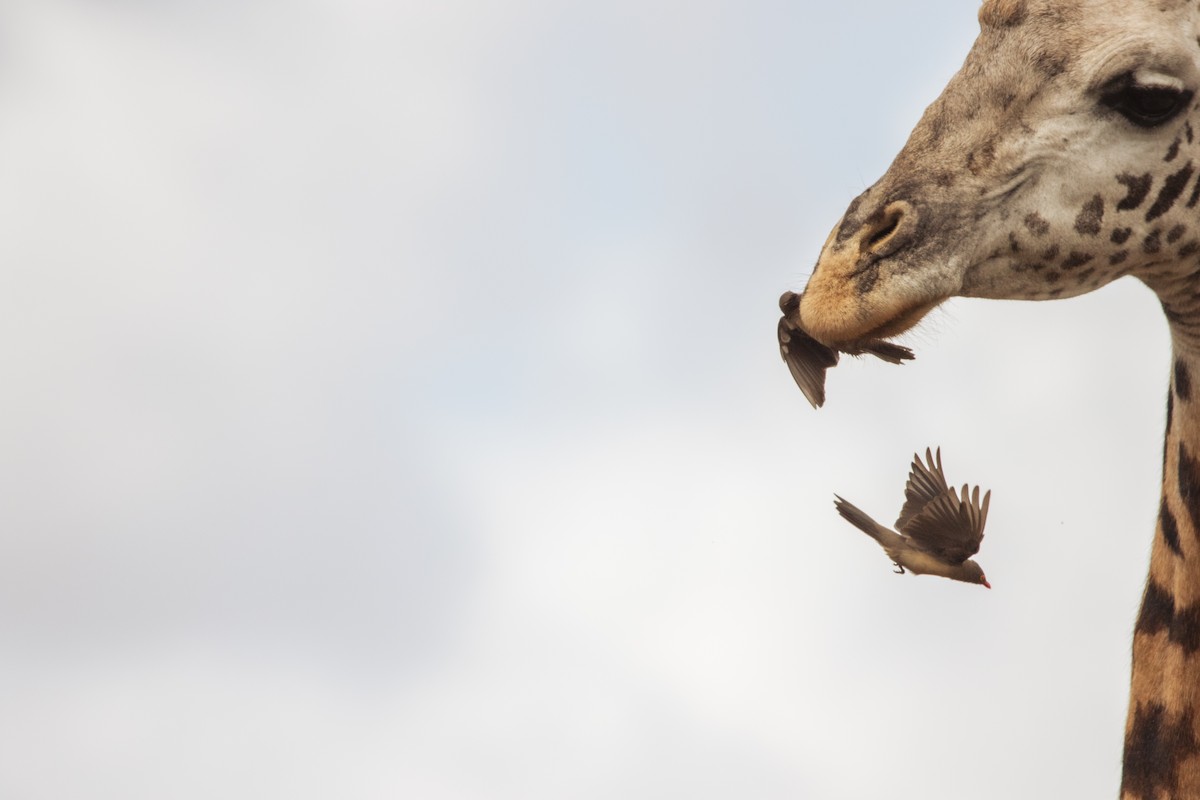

{"left": 834, "top": 448, "right": 992, "bottom": 588}
{"left": 777, "top": 290, "right": 914, "bottom": 408}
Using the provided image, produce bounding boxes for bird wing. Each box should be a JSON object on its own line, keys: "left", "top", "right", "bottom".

{"left": 901, "top": 484, "right": 991, "bottom": 564}
{"left": 895, "top": 447, "right": 950, "bottom": 531}
{"left": 777, "top": 301, "right": 839, "bottom": 409}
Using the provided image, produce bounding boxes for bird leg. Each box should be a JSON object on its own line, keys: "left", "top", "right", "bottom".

{"left": 892, "top": 562, "right": 905, "bottom": 574}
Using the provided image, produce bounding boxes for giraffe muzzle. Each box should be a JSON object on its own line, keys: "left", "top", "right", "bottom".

{"left": 798, "top": 200, "right": 937, "bottom": 345}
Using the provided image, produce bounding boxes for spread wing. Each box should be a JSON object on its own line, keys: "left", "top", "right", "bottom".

{"left": 901, "top": 483, "right": 991, "bottom": 564}
{"left": 778, "top": 292, "right": 838, "bottom": 409}
{"left": 895, "top": 447, "right": 950, "bottom": 531}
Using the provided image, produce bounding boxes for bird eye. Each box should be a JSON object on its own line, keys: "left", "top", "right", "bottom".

{"left": 1101, "top": 83, "right": 1192, "bottom": 128}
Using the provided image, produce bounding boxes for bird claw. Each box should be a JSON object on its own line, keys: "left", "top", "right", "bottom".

{"left": 892, "top": 562, "right": 905, "bottom": 574}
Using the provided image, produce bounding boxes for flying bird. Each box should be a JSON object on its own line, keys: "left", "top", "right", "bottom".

{"left": 834, "top": 448, "right": 992, "bottom": 588}
{"left": 777, "top": 290, "right": 914, "bottom": 408}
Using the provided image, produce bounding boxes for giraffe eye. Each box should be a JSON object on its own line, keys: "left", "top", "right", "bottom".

{"left": 1101, "top": 84, "right": 1192, "bottom": 128}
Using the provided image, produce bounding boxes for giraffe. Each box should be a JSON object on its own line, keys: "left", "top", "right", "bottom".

{"left": 794, "top": 0, "right": 1200, "bottom": 796}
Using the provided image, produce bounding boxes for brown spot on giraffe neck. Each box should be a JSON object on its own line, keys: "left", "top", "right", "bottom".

{"left": 1179, "top": 442, "right": 1200, "bottom": 540}
{"left": 1162, "top": 498, "right": 1185, "bottom": 557}
{"left": 1122, "top": 703, "right": 1200, "bottom": 799}
{"left": 1137, "top": 581, "right": 1179, "bottom": 640}
{"left": 1177, "top": 359, "right": 1193, "bottom": 402}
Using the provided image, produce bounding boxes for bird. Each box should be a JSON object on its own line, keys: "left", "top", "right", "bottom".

{"left": 777, "top": 290, "right": 914, "bottom": 408}
{"left": 834, "top": 447, "right": 992, "bottom": 588}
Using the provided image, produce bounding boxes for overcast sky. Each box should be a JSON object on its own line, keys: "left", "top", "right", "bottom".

{"left": 0, "top": 1, "right": 1172, "bottom": 797}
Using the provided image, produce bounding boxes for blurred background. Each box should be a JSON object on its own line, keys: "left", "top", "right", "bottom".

{"left": 0, "top": 0, "right": 1169, "bottom": 797}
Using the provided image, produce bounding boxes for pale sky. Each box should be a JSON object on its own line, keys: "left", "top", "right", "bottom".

{"left": 0, "top": 1, "right": 1170, "bottom": 797}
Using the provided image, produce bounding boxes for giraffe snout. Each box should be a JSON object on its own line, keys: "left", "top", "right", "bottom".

{"left": 798, "top": 199, "right": 933, "bottom": 344}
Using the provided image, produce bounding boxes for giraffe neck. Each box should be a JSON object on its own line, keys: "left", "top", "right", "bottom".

{"left": 1122, "top": 330, "right": 1200, "bottom": 798}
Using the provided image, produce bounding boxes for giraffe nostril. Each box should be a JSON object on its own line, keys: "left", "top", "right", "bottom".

{"left": 867, "top": 212, "right": 901, "bottom": 248}
{"left": 861, "top": 200, "right": 916, "bottom": 257}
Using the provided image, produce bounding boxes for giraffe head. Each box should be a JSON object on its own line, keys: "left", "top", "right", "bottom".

{"left": 799, "top": 0, "right": 1200, "bottom": 346}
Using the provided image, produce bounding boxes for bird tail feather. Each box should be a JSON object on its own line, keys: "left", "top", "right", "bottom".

{"left": 833, "top": 495, "right": 889, "bottom": 543}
